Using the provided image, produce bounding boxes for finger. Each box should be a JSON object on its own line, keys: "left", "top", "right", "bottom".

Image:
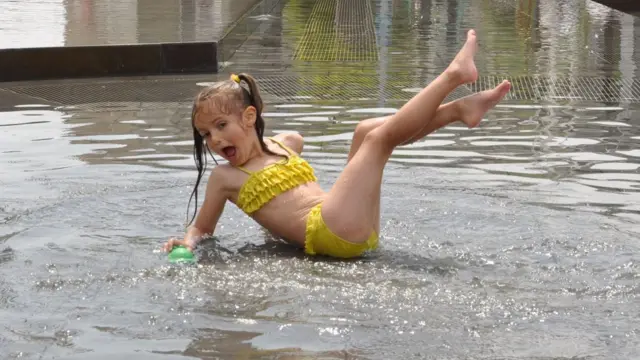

{"left": 183, "top": 240, "right": 195, "bottom": 252}
{"left": 168, "top": 239, "right": 190, "bottom": 251}
{"left": 163, "top": 238, "right": 178, "bottom": 252}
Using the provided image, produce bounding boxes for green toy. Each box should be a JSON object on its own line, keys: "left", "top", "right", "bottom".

{"left": 168, "top": 245, "right": 195, "bottom": 264}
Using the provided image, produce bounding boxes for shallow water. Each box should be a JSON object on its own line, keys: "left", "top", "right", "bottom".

{"left": 0, "top": 0, "right": 258, "bottom": 49}
{"left": 2, "top": 98, "right": 640, "bottom": 359}
{"left": 3, "top": 0, "right": 640, "bottom": 359}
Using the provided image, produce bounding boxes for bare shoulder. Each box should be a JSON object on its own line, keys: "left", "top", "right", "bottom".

{"left": 207, "top": 164, "right": 235, "bottom": 193}
{"left": 272, "top": 132, "right": 304, "bottom": 154}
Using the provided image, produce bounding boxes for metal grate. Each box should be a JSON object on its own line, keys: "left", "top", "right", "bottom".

{"left": 292, "top": 0, "right": 337, "bottom": 61}
{"left": 252, "top": 73, "right": 442, "bottom": 102}
{"left": 0, "top": 77, "right": 211, "bottom": 109}
{"left": 257, "top": 74, "right": 640, "bottom": 103}
{"left": 3, "top": 74, "right": 640, "bottom": 110}
{"left": 293, "top": 0, "right": 378, "bottom": 62}
{"left": 466, "top": 75, "right": 640, "bottom": 103}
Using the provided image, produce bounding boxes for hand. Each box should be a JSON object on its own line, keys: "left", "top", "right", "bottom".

{"left": 163, "top": 237, "right": 194, "bottom": 252}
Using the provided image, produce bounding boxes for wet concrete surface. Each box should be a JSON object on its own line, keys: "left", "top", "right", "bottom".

{"left": 3, "top": 0, "right": 640, "bottom": 105}
{"left": 218, "top": 0, "right": 640, "bottom": 105}
{"left": 2, "top": 0, "right": 640, "bottom": 359}
{"left": 0, "top": 0, "right": 263, "bottom": 81}
{"left": 0, "top": 0, "right": 259, "bottom": 49}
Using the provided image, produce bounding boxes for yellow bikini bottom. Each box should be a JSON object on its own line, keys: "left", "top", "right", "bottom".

{"left": 304, "top": 203, "right": 378, "bottom": 259}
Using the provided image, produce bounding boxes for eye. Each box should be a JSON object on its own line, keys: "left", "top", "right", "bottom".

{"left": 217, "top": 122, "right": 227, "bottom": 130}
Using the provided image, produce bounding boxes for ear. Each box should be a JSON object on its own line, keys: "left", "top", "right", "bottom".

{"left": 241, "top": 106, "right": 257, "bottom": 128}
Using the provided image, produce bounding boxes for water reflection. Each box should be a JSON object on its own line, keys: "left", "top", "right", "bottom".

{"left": 3, "top": 106, "right": 640, "bottom": 357}
{"left": 222, "top": 0, "right": 640, "bottom": 102}
{"left": 2, "top": 100, "right": 638, "bottom": 216}
{"left": 2, "top": 0, "right": 640, "bottom": 359}
{"left": 0, "top": 0, "right": 257, "bottom": 49}
{"left": 0, "top": 0, "right": 66, "bottom": 49}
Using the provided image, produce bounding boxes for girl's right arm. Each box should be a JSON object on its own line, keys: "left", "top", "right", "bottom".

{"left": 163, "top": 167, "right": 229, "bottom": 252}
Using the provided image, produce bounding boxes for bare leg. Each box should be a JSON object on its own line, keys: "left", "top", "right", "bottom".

{"left": 346, "top": 81, "right": 511, "bottom": 234}
{"left": 346, "top": 104, "right": 458, "bottom": 162}
{"left": 347, "top": 81, "right": 512, "bottom": 162}
{"left": 320, "top": 30, "right": 510, "bottom": 243}
{"left": 370, "top": 30, "right": 479, "bottom": 149}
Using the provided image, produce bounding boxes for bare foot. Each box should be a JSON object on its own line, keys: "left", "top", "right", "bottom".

{"left": 459, "top": 80, "right": 511, "bottom": 128}
{"left": 446, "top": 29, "right": 479, "bottom": 84}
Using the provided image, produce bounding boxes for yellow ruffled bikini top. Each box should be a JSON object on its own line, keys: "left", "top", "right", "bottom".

{"left": 235, "top": 137, "right": 317, "bottom": 215}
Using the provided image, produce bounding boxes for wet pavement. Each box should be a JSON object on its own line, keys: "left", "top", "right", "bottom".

{"left": 0, "top": 0, "right": 259, "bottom": 49}
{"left": 0, "top": 0, "right": 270, "bottom": 81}
{"left": 220, "top": 0, "right": 640, "bottom": 105}
{"left": 2, "top": 0, "right": 640, "bottom": 359}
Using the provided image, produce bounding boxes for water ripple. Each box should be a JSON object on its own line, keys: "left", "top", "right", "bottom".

{"left": 2, "top": 0, "right": 640, "bottom": 357}
{"left": 2, "top": 100, "right": 639, "bottom": 358}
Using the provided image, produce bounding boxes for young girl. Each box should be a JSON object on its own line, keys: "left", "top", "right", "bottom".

{"left": 163, "top": 30, "right": 511, "bottom": 259}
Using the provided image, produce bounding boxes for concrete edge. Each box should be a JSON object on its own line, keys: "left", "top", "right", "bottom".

{"left": 591, "top": 0, "right": 640, "bottom": 17}
{"left": 0, "top": 42, "right": 218, "bottom": 82}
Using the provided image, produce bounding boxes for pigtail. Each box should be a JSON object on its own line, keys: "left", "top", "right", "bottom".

{"left": 237, "top": 73, "right": 263, "bottom": 114}
{"left": 236, "top": 73, "right": 275, "bottom": 156}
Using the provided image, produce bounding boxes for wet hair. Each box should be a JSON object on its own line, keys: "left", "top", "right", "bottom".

{"left": 186, "top": 73, "right": 276, "bottom": 226}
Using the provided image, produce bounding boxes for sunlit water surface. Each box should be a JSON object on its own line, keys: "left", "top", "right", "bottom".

{"left": 1, "top": 98, "right": 639, "bottom": 359}
{"left": 2, "top": 0, "right": 640, "bottom": 358}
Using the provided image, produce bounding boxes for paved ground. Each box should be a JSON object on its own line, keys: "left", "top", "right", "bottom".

{"left": 2, "top": 2, "right": 640, "bottom": 359}
{"left": 0, "top": 0, "right": 258, "bottom": 49}
{"left": 219, "top": 0, "right": 640, "bottom": 105}
{"left": 1, "top": 0, "right": 640, "bottom": 107}
{"left": 0, "top": 0, "right": 276, "bottom": 81}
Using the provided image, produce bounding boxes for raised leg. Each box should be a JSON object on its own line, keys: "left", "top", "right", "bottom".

{"left": 346, "top": 80, "right": 511, "bottom": 234}
{"left": 322, "top": 29, "right": 479, "bottom": 242}
{"left": 319, "top": 30, "right": 508, "bottom": 243}
{"left": 347, "top": 81, "right": 512, "bottom": 162}
{"left": 368, "top": 30, "right": 479, "bottom": 150}
{"left": 346, "top": 103, "right": 457, "bottom": 162}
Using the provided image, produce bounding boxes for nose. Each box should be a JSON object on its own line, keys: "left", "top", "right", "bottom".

{"left": 207, "top": 133, "right": 222, "bottom": 147}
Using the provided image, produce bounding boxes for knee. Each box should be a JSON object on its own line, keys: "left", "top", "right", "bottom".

{"left": 362, "top": 126, "right": 394, "bottom": 154}
{"left": 354, "top": 118, "right": 384, "bottom": 141}
{"left": 354, "top": 119, "right": 374, "bottom": 141}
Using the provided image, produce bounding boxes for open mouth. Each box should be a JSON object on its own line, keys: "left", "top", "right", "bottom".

{"left": 222, "top": 146, "right": 236, "bottom": 159}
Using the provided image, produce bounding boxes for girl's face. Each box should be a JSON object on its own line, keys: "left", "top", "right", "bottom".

{"left": 193, "top": 100, "right": 257, "bottom": 166}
